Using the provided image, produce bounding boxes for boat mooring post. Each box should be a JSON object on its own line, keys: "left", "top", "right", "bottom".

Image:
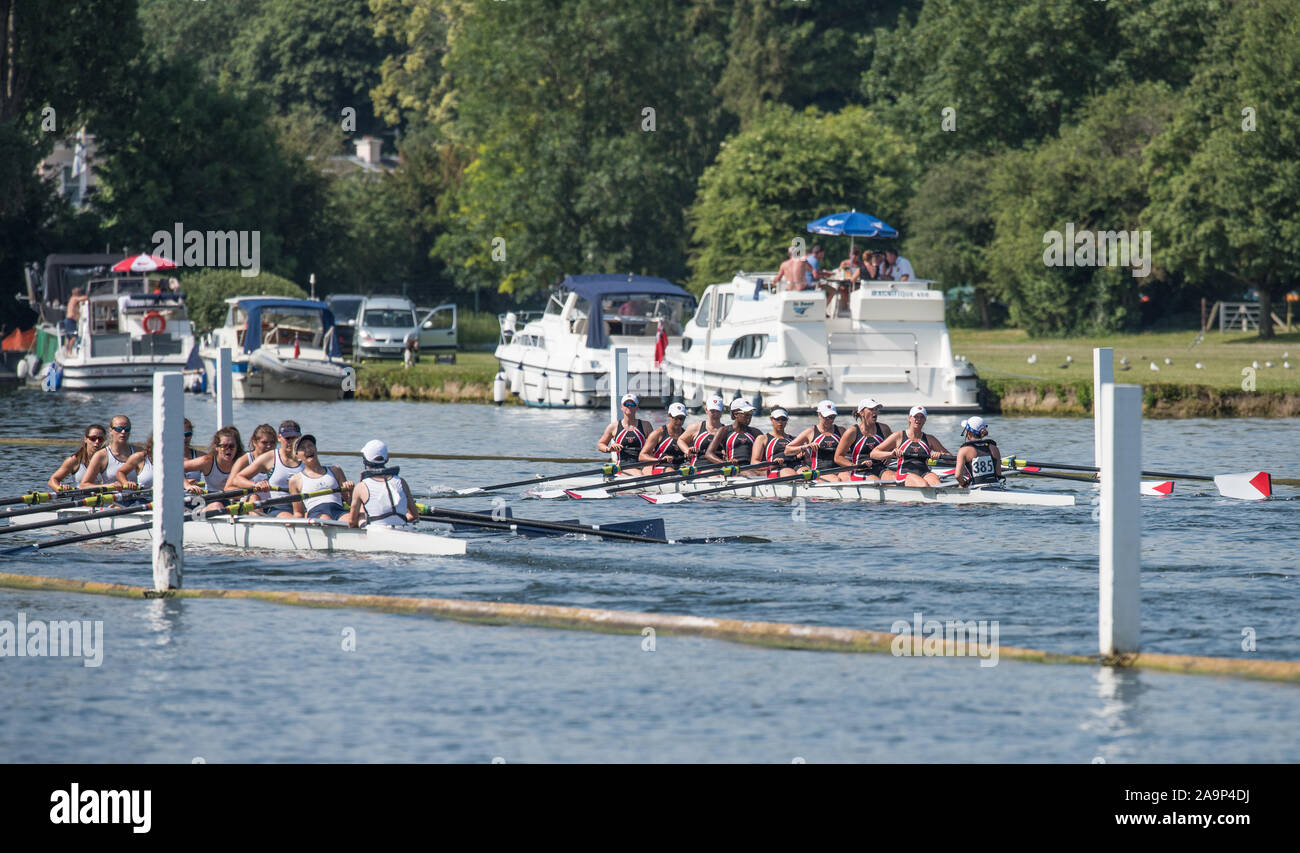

{"left": 1092, "top": 347, "right": 1113, "bottom": 467}
{"left": 1099, "top": 382, "right": 1140, "bottom": 656}
{"left": 609, "top": 347, "right": 629, "bottom": 425}
{"left": 152, "top": 372, "right": 185, "bottom": 591}
{"left": 216, "top": 346, "right": 234, "bottom": 430}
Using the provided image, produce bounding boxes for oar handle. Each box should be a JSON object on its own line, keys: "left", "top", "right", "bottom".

{"left": 601, "top": 459, "right": 751, "bottom": 493}
{"left": 1004, "top": 458, "right": 1214, "bottom": 482}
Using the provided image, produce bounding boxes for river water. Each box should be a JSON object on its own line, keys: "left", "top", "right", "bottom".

{"left": 1, "top": 388, "right": 1296, "bottom": 762}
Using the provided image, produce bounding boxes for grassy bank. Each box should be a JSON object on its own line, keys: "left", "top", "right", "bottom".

{"left": 352, "top": 351, "right": 505, "bottom": 402}
{"left": 953, "top": 328, "right": 1300, "bottom": 417}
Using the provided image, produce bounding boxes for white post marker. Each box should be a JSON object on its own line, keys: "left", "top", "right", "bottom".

{"left": 609, "top": 346, "right": 629, "bottom": 426}
{"left": 216, "top": 346, "right": 234, "bottom": 430}
{"left": 1092, "top": 347, "right": 1113, "bottom": 467}
{"left": 1099, "top": 383, "right": 1140, "bottom": 657}
{"left": 152, "top": 372, "right": 185, "bottom": 591}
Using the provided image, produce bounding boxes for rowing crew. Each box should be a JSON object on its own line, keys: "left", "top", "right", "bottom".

{"left": 598, "top": 394, "right": 1002, "bottom": 488}
{"left": 48, "top": 416, "right": 417, "bottom": 526}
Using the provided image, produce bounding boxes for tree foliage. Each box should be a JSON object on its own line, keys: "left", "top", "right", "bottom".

{"left": 179, "top": 269, "right": 307, "bottom": 333}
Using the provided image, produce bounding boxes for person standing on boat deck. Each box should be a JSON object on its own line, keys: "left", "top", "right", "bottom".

{"left": 639, "top": 402, "right": 690, "bottom": 473}
{"left": 704, "top": 397, "right": 763, "bottom": 465}
{"left": 188, "top": 426, "right": 244, "bottom": 510}
{"left": 80, "top": 415, "right": 138, "bottom": 487}
{"left": 752, "top": 406, "right": 800, "bottom": 478}
{"left": 288, "top": 435, "right": 353, "bottom": 521}
{"left": 774, "top": 246, "right": 816, "bottom": 292}
{"left": 953, "top": 416, "right": 1002, "bottom": 488}
{"left": 886, "top": 249, "right": 913, "bottom": 282}
{"left": 230, "top": 420, "right": 306, "bottom": 515}
{"left": 680, "top": 395, "right": 726, "bottom": 461}
{"left": 834, "top": 398, "right": 893, "bottom": 482}
{"left": 787, "top": 400, "right": 846, "bottom": 479}
{"left": 348, "top": 440, "right": 418, "bottom": 528}
{"left": 49, "top": 424, "right": 107, "bottom": 490}
{"left": 597, "top": 393, "right": 654, "bottom": 469}
{"left": 870, "top": 405, "right": 952, "bottom": 487}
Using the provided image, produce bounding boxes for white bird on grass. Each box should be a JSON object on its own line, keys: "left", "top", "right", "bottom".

{"left": 1252, "top": 360, "right": 1260, "bottom": 369}
{"left": 1285, "top": 362, "right": 1293, "bottom": 369}
{"left": 1027, "top": 354, "right": 1037, "bottom": 365}
{"left": 1195, "top": 362, "right": 1204, "bottom": 369}
{"left": 1149, "top": 362, "right": 1160, "bottom": 372}
{"left": 1265, "top": 361, "right": 1275, "bottom": 368}
{"left": 1164, "top": 357, "right": 1172, "bottom": 365}
{"left": 1119, "top": 356, "right": 1129, "bottom": 366}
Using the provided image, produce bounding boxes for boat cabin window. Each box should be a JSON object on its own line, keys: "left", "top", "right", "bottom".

{"left": 361, "top": 308, "right": 417, "bottom": 329}
{"left": 694, "top": 293, "right": 711, "bottom": 327}
{"left": 90, "top": 299, "right": 120, "bottom": 334}
{"left": 261, "top": 308, "right": 326, "bottom": 348}
{"left": 718, "top": 293, "right": 735, "bottom": 322}
{"left": 568, "top": 296, "right": 590, "bottom": 335}
{"left": 727, "top": 334, "right": 767, "bottom": 359}
{"left": 600, "top": 293, "right": 694, "bottom": 337}
{"left": 545, "top": 293, "right": 568, "bottom": 316}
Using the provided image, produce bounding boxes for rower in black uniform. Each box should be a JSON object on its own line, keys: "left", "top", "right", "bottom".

{"left": 597, "top": 393, "right": 654, "bottom": 471}
{"left": 953, "top": 416, "right": 1002, "bottom": 488}
{"left": 833, "top": 397, "right": 892, "bottom": 482}
{"left": 703, "top": 397, "right": 763, "bottom": 466}
{"left": 639, "top": 402, "right": 690, "bottom": 474}
{"left": 752, "top": 406, "right": 799, "bottom": 477}
{"left": 788, "top": 400, "right": 845, "bottom": 480}
{"left": 870, "top": 405, "right": 953, "bottom": 487}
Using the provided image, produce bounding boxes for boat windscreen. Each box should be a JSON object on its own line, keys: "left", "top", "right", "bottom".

{"left": 600, "top": 293, "right": 693, "bottom": 336}
{"left": 261, "top": 308, "right": 325, "bottom": 347}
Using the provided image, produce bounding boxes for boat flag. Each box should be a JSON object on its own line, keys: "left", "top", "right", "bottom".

{"left": 653, "top": 319, "right": 667, "bottom": 368}
{"left": 293, "top": 333, "right": 300, "bottom": 359}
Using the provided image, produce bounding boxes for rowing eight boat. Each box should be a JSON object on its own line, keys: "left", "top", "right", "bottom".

{"left": 16, "top": 509, "right": 466, "bottom": 556}
{"left": 533, "top": 475, "right": 1075, "bottom": 507}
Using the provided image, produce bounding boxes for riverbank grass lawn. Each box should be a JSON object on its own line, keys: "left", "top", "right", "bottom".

{"left": 352, "top": 351, "right": 504, "bottom": 402}
{"left": 951, "top": 328, "right": 1300, "bottom": 395}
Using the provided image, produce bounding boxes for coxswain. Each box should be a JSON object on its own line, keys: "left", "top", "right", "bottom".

{"left": 953, "top": 416, "right": 1002, "bottom": 488}
{"left": 48, "top": 424, "right": 107, "bottom": 491}
{"left": 870, "top": 405, "right": 952, "bottom": 487}
{"left": 833, "top": 398, "right": 892, "bottom": 482}
{"left": 597, "top": 393, "right": 653, "bottom": 470}
{"left": 751, "top": 407, "right": 799, "bottom": 478}
{"left": 230, "top": 420, "right": 305, "bottom": 515}
{"left": 638, "top": 402, "right": 690, "bottom": 474}
{"left": 679, "top": 395, "right": 725, "bottom": 461}
{"left": 187, "top": 426, "right": 244, "bottom": 511}
{"left": 704, "top": 397, "right": 762, "bottom": 466}
{"left": 788, "top": 400, "right": 845, "bottom": 479}
{"left": 288, "top": 434, "right": 353, "bottom": 521}
{"left": 80, "top": 415, "right": 138, "bottom": 488}
{"left": 347, "top": 440, "right": 418, "bottom": 528}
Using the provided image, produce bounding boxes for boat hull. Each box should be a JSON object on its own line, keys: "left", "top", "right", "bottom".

{"left": 199, "top": 350, "right": 355, "bottom": 401}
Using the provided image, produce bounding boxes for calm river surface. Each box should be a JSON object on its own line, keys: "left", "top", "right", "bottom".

{"left": 1, "top": 388, "right": 1296, "bottom": 762}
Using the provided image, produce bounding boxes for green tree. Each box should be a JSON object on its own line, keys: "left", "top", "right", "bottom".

{"left": 687, "top": 105, "right": 919, "bottom": 291}
{"left": 179, "top": 269, "right": 307, "bottom": 333}
{"left": 1144, "top": 0, "right": 1300, "bottom": 340}
{"left": 985, "top": 83, "right": 1180, "bottom": 336}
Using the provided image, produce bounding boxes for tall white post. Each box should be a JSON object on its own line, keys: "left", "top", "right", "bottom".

{"left": 217, "top": 346, "right": 234, "bottom": 430}
{"left": 609, "top": 347, "right": 629, "bottom": 425}
{"left": 153, "top": 372, "right": 185, "bottom": 591}
{"left": 1092, "top": 347, "right": 1113, "bottom": 467}
{"left": 1099, "top": 383, "right": 1140, "bottom": 656}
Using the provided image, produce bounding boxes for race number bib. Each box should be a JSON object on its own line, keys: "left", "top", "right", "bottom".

{"left": 970, "top": 456, "right": 995, "bottom": 477}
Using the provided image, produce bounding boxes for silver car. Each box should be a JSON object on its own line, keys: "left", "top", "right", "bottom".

{"left": 354, "top": 296, "right": 458, "bottom": 360}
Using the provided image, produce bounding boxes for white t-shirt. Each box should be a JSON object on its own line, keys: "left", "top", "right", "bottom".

{"left": 892, "top": 256, "right": 915, "bottom": 281}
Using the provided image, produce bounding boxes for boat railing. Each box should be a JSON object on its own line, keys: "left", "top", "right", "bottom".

{"left": 498, "top": 310, "right": 545, "bottom": 344}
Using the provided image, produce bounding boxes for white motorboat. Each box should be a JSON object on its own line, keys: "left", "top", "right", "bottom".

{"left": 494, "top": 274, "right": 696, "bottom": 408}
{"left": 19, "top": 509, "right": 465, "bottom": 556}
{"left": 199, "top": 297, "right": 356, "bottom": 401}
{"left": 664, "top": 272, "right": 981, "bottom": 413}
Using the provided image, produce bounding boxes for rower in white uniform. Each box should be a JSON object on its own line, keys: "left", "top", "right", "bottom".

{"left": 288, "top": 434, "right": 354, "bottom": 521}
{"left": 347, "top": 440, "right": 418, "bottom": 528}
{"left": 187, "top": 426, "right": 244, "bottom": 511}
{"left": 230, "top": 419, "right": 305, "bottom": 515}
{"left": 118, "top": 433, "right": 207, "bottom": 494}
{"left": 48, "top": 423, "right": 107, "bottom": 491}
{"left": 80, "top": 414, "right": 138, "bottom": 487}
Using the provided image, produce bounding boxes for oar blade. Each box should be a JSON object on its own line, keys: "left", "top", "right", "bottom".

{"left": 1214, "top": 471, "right": 1271, "bottom": 501}
{"left": 562, "top": 488, "right": 611, "bottom": 500}
{"left": 1140, "top": 480, "right": 1174, "bottom": 496}
{"left": 675, "top": 534, "right": 770, "bottom": 544}
{"left": 528, "top": 489, "right": 571, "bottom": 500}
{"left": 638, "top": 493, "right": 685, "bottom": 505}
{"left": 596, "top": 518, "right": 667, "bottom": 540}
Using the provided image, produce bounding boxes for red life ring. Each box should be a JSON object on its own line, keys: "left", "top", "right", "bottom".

{"left": 142, "top": 311, "right": 166, "bottom": 334}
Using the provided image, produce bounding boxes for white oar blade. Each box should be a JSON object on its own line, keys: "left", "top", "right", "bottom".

{"left": 453, "top": 487, "right": 484, "bottom": 496}
{"left": 639, "top": 493, "right": 686, "bottom": 505}
{"left": 526, "top": 489, "right": 571, "bottom": 500}
{"left": 1140, "top": 480, "right": 1174, "bottom": 496}
{"left": 1214, "top": 471, "right": 1271, "bottom": 501}
{"left": 563, "top": 489, "right": 611, "bottom": 500}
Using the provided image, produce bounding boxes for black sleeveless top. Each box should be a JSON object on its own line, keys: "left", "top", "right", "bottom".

{"left": 960, "top": 438, "right": 998, "bottom": 486}
{"left": 611, "top": 420, "right": 650, "bottom": 464}
{"left": 809, "top": 426, "right": 844, "bottom": 468}
{"left": 764, "top": 434, "right": 791, "bottom": 471}
{"left": 849, "top": 425, "right": 887, "bottom": 476}
{"left": 896, "top": 433, "right": 934, "bottom": 477}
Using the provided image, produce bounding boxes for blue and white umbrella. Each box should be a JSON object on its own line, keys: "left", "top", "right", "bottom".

{"left": 806, "top": 209, "right": 898, "bottom": 254}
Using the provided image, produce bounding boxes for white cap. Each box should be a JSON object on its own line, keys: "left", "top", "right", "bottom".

{"left": 962, "top": 415, "right": 987, "bottom": 434}
{"left": 856, "top": 397, "right": 883, "bottom": 412}
{"left": 729, "top": 396, "right": 755, "bottom": 413}
{"left": 361, "top": 439, "right": 389, "bottom": 464}
{"left": 620, "top": 393, "right": 639, "bottom": 407}
{"left": 770, "top": 407, "right": 789, "bottom": 419}
{"left": 667, "top": 402, "right": 687, "bottom": 418}
{"left": 909, "top": 405, "right": 928, "bottom": 418}
{"left": 816, "top": 400, "right": 837, "bottom": 417}
{"left": 705, "top": 396, "right": 725, "bottom": 412}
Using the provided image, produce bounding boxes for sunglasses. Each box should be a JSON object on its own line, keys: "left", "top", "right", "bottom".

{"left": 184, "top": 431, "right": 193, "bottom": 438}
{"left": 772, "top": 416, "right": 789, "bottom": 422}
{"left": 622, "top": 403, "right": 638, "bottom": 409}
{"left": 217, "top": 443, "right": 236, "bottom": 450}
{"left": 112, "top": 425, "right": 131, "bottom": 433}
{"left": 86, "top": 434, "right": 106, "bottom": 442}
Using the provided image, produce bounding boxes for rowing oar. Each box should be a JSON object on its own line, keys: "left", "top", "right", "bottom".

{"left": 1002, "top": 458, "right": 1272, "bottom": 501}
{"left": 0, "top": 488, "right": 339, "bottom": 556}
{"left": 414, "top": 503, "right": 768, "bottom": 544}
{"left": 0, "top": 483, "right": 119, "bottom": 508}
{"left": 0, "top": 487, "right": 256, "bottom": 537}
{"left": 559, "top": 459, "right": 775, "bottom": 500}
{"left": 451, "top": 462, "right": 632, "bottom": 495}
{"left": 0, "top": 486, "right": 150, "bottom": 520}
{"left": 639, "top": 465, "right": 852, "bottom": 505}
